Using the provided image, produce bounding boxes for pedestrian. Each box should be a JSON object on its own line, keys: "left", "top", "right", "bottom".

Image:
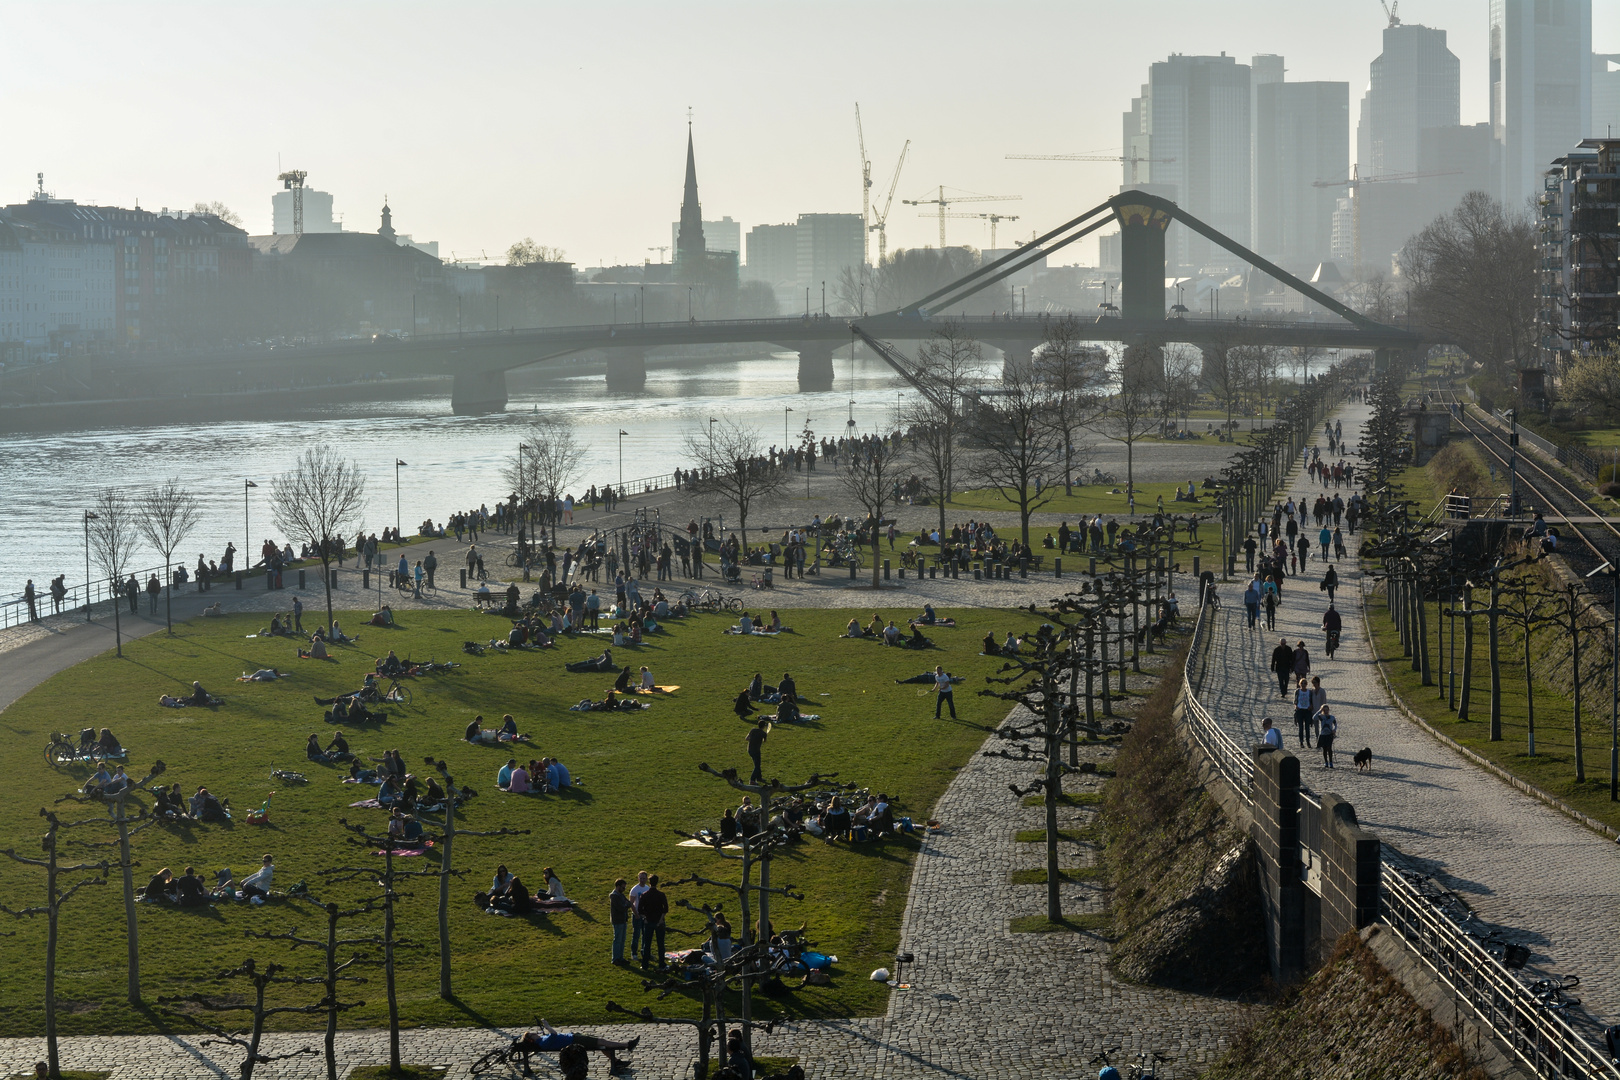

{"left": 745, "top": 719, "right": 768, "bottom": 785}
{"left": 608, "top": 878, "right": 631, "bottom": 964}
{"left": 628, "top": 871, "right": 651, "bottom": 960}
{"left": 933, "top": 664, "right": 957, "bottom": 719}
{"left": 146, "top": 574, "right": 161, "bottom": 614}
{"left": 1317, "top": 707, "right": 1338, "bottom": 768}
{"left": 412, "top": 560, "right": 424, "bottom": 599}
{"left": 1261, "top": 716, "right": 1283, "bottom": 749}
{"left": 1323, "top": 605, "right": 1343, "bottom": 658}
{"left": 293, "top": 596, "right": 303, "bottom": 633}
{"left": 1309, "top": 677, "right": 1328, "bottom": 745}
{"left": 1292, "top": 640, "right": 1311, "bottom": 681}
{"left": 1263, "top": 589, "right": 1278, "bottom": 631}
{"left": 637, "top": 874, "right": 668, "bottom": 970}
{"left": 1243, "top": 577, "right": 1261, "bottom": 628}
{"left": 23, "top": 579, "right": 38, "bottom": 622}
{"left": 1293, "top": 678, "right": 1314, "bottom": 748}
{"left": 586, "top": 589, "right": 601, "bottom": 629}
{"left": 1270, "top": 638, "right": 1294, "bottom": 698}
{"left": 1243, "top": 534, "right": 1257, "bottom": 572}
{"left": 1320, "top": 565, "right": 1339, "bottom": 604}
{"left": 424, "top": 550, "right": 438, "bottom": 590}
{"left": 125, "top": 575, "right": 138, "bottom": 614}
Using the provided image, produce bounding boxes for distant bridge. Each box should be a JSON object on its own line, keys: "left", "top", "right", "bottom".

{"left": 129, "top": 190, "right": 1424, "bottom": 414}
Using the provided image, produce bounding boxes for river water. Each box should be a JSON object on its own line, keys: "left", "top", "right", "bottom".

{"left": 0, "top": 350, "right": 956, "bottom": 605}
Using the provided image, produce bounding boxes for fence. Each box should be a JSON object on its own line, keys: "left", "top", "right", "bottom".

{"left": 1180, "top": 599, "right": 1620, "bottom": 1079}
{"left": 1490, "top": 409, "right": 1603, "bottom": 481}
{"left": 1, "top": 561, "right": 188, "bottom": 632}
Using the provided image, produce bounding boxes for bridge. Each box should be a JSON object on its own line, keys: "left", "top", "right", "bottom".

{"left": 124, "top": 190, "right": 1425, "bottom": 414}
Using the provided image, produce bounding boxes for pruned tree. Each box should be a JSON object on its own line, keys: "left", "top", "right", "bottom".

{"left": 683, "top": 418, "right": 788, "bottom": 544}
{"left": 420, "top": 757, "right": 525, "bottom": 999}
{"left": 901, "top": 322, "right": 982, "bottom": 537}
{"left": 1098, "top": 345, "right": 1163, "bottom": 494}
{"left": 135, "top": 478, "right": 202, "bottom": 634}
{"left": 1033, "top": 316, "right": 1107, "bottom": 494}
{"left": 158, "top": 958, "right": 323, "bottom": 1080}
{"left": 269, "top": 447, "right": 368, "bottom": 637}
{"left": 254, "top": 900, "right": 375, "bottom": 1080}
{"left": 502, "top": 414, "right": 586, "bottom": 539}
{"left": 0, "top": 810, "right": 113, "bottom": 1079}
{"left": 89, "top": 487, "right": 138, "bottom": 656}
{"left": 837, "top": 429, "right": 907, "bottom": 587}
{"left": 967, "top": 362, "right": 1064, "bottom": 546}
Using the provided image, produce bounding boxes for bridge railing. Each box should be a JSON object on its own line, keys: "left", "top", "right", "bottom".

{"left": 1180, "top": 576, "right": 1620, "bottom": 1078}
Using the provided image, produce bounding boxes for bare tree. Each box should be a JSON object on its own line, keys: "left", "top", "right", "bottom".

{"left": 269, "top": 447, "right": 368, "bottom": 637}
{"left": 89, "top": 488, "right": 138, "bottom": 657}
{"left": 1197, "top": 335, "right": 1243, "bottom": 432}
{"left": 506, "top": 237, "right": 567, "bottom": 265}
{"left": 502, "top": 414, "right": 586, "bottom": 539}
{"left": 832, "top": 264, "right": 873, "bottom": 316}
{"left": 901, "top": 323, "right": 983, "bottom": 538}
{"left": 874, "top": 246, "right": 980, "bottom": 312}
{"left": 682, "top": 418, "right": 787, "bottom": 544}
{"left": 136, "top": 478, "right": 202, "bottom": 635}
{"left": 1033, "top": 316, "right": 1107, "bottom": 494}
{"left": 967, "top": 364, "right": 1065, "bottom": 546}
{"left": 1159, "top": 343, "right": 1201, "bottom": 435}
{"left": 158, "top": 959, "right": 322, "bottom": 1080}
{"left": 1098, "top": 346, "right": 1163, "bottom": 494}
{"left": 192, "top": 200, "right": 242, "bottom": 226}
{"left": 837, "top": 429, "right": 907, "bottom": 587}
{"left": 1400, "top": 191, "right": 1538, "bottom": 382}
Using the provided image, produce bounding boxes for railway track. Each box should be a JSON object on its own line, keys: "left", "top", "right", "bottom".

{"left": 1451, "top": 402, "right": 1620, "bottom": 604}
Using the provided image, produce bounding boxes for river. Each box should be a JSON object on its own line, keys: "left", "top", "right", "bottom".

{"left": 0, "top": 350, "right": 951, "bottom": 605}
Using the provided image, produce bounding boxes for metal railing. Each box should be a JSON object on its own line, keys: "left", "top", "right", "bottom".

{"left": 2, "top": 561, "right": 189, "bottom": 632}
{"left": 1180, "top": 577, "right": 1620, "bottom": 1078}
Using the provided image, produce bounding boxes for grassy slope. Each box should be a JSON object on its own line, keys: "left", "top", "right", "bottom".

{"left": 0, "top": 605, "right": 1028, "bottom": 1037}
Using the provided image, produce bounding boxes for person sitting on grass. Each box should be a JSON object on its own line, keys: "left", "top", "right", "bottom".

{"left": 907, "top": 625, "right": 932, "bottom": 649}
{"left": 639, "top": 666, "right": 655, "bottom": 692}
{"left": 184, "top": 682, "right": 216, "bottom": 707}
{"left": 613, "top": 664, "right": 634, "bottom": 693}
{"left": 492, "top": 873, "right": 534, "bottom": 914}
{"left": 1002, "top": 631, "right": 1021, "bottom": 656}
{"left": 737, "top": 611, "right": 754, "bottom": 635}
{"left": 499, "top": 714, "right": 523, "bottom": 741}
{"left": 982, "top": 632, "right": 999, "bottom": 656}
{"left": 733, "top": 690, "right": 756, "bottom": 721}
{"left": 917, "top": 603, "right": 937, "bottom": 625}
{"left": 325, "top": 731, "right": 353, "bottom": 762}
{"left": 719, "top": 808, "right": 738, "bottom": 844}
{"left": 299, "top": 634, "right": 329, "bottom": 660}
{"left": 152, "top": 784, "right": 189, "bottom": 820}
{"left": 377, "top": 650, "right": 405, "bottom": 677}
{"left": 882, "top": 620, "right": 902, "bottom": 646}
{"left": 497, "top": 759, "right": 516, "bottom": 789}
{"left": 145, "top": 867, "right": 177, "bottom": 903}
{"left": 845, "top": 617, "right": 863, "bottom": 638}
{"left": 174, "top": 865, "right": 209, "bottom": 907}
{"left": 505, "top": 762, "right": 532, "bottom": 794}
{"left": 545, "top": 757, "right": 571, "bottom": 791}
{"left": 490, "top": 865, "right": 513, "bottom": 898}
{"left": 239, "top": 854, "right": 274, "bottom": 901}
{"left": 464, "top": 716, "right": 487, "bottom": 743}
{"left": 306, "top": 733, "right": 336, "bottom": 763}
{"left": 819, "top": 797, "right": 851, "bottom": 840}
{"left": 83, "top": 763, "right": 114, "bottom": 796}
{"left": 329, "top": 621, "right": 354, "bottom": 644}
{"left": 371, "top": 604, "right": 395, "bottom": 627}
{"left": 866, "top": 613, "right": 883, "bottom": 637}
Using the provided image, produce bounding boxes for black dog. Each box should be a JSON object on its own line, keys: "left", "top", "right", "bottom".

{"left": 1353, "top": 747, "right": 1373, "bottom": 773}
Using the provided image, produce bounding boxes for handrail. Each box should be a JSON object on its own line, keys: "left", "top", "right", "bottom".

{"left": 1180, "top": 598, "right": 1254, "bottom": 800}
{"left": 2, "top": 560, "right": 192, "bottom": 632}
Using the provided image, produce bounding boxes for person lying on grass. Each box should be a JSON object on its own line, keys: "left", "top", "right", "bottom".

{"left": 315, "top": 674, "right": 381, "bottom": 707}
{"left": 324, "top": 696, "right": 386, "bottom": 725}
{"left": 564, "top": 649, "right": 616, "bottom": 674}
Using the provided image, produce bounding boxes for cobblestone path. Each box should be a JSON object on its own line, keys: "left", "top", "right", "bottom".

{"left": 1199, "top": 401, "right": 1620, "bottom": 1037}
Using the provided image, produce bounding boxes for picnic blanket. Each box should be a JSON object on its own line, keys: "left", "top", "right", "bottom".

{"left": 909, "top": 618, "right": 957, "bottom": 628}
{"left": 724, "top": 628, "right": 781, "bottom": 636}
{"left": 375, "top": 841, "right": 434, "bottom": 856}
{"left": 570, "top": 699, "right": 649, "bottom": 711}
{"left": 631, "top": 685, "right": 681, "bottom": 694}
{"left": 773, "top": 713, "right": 820, "bottom": 722}
{"left": 348, "top": 798, "right": 387, "bottom": 809}
{"left": 677, "top": 838, "right": 742, "bottom": 850}
{"left": 484, "top": 897, "right": 572, "bottom": 915}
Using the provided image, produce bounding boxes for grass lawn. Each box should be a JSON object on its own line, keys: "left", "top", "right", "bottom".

{"left": 1366, "top": 594, "right": 1620, "bottom": 835}
{"left": 0, "top": 605, "right": 1032, "bottom": 1038}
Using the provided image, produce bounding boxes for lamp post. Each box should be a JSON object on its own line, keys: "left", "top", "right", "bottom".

{"left": 395, "top": 460, "right": 407, "bottom": 539}
{"left": 784, "top": 407, "right": 793, "bottom": 447}
{"left": 709, "top": 417, "right": 718, "bottom": 460}
{"left": 821, "top": 280, "right": 826, "bottom": 317}
{"left": 618, "top": 429, "right": 628, "bottom": 488}
{"left": 1506, "top": 409, "right": 1520, "bottom": 516}
{"left": 83, "top": 510, "right": 98, "bottom": 621}
{"left": 244, "top": 480, "right": 257, "bottom": 571}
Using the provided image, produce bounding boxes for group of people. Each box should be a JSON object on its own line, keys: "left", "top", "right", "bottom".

{"left": 496, "top": 756, "right": 573, "bottom": 795}
{"left": 482, "top": 863, "right": 568, "bottom": 915}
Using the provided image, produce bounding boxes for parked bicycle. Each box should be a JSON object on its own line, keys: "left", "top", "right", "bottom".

{"left": 1089, "top": 1047, "right": 1172, "bottom": 1079}
{"left": 43, "top": 731, "right": 127, "bottom": 770}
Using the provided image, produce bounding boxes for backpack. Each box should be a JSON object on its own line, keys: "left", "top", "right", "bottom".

{"left": 557, "top": 1043, "right": 589, "bottom": 1080}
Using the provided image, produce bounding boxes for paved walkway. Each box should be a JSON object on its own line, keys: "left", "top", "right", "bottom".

{"left": 0, "top": 709, "right": 1257, "bottom": 1078}
{"left": 1200, "top": 400, "right": 1620, "bottom": 1036}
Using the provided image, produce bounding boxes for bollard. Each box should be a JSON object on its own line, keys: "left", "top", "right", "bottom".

{"left": 329, "top": 569, "right": 338, "bottom": 589}
{"left": 974, "top": 567, "right": 982, "bottom": 580}
{"left": 1089, "top": 557, "right": 1097, "bottom": 576}
{"left": 460, "top": 568, "right": 467, "bottom": 589}
{"left": 363, "top": 569, "right": 370, "bottom": 590}
{"left": 235, "top": 571, "right": 243, "bottom": 590}
{"left": 929, "top": 564, "right": 936, "bottom": 579}
{"left": 299, "top": 569, "right": 307, "bottom": 589}
{"left": 898, "top": 567, "right": 905, "bottom": 580}
{"left": 883, "top": 560, "right": 890, "bottom": 581}
{"left": 1054, "top": 557, "right": 1062, "bottom": 578}
{"left": 849, "top": 561, "right": 857, "bottom": 580}
{"left": 1193, "top": 556, "right": 1200, "bottom": 581}
{"left": 1020, "top": 563, "right": 1028, "bottom": 579}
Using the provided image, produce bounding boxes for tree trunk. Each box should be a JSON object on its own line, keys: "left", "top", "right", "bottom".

{"left": 321, "top": 556, "right": 336, "bottom": 638}
{"left": 384, "top": 859, "right": 401, "bottom": 1074}
{"left": 164, "top": 555, "right": 174, "bottom": 634}
{"left": 325, "top": 905, "right": 339, "bottom": 1080}
{"left": 1571, "top": 592, "right": 1586, "bottom": 783}
{"left": 1044, "top": 688, "right": 1062, "bottom": 923}
{"left": 45, "top": 841, "right": 60, "bottom": 1080}
{"left": 117, "top": 799, "right": 139, "bottom": 1004}
{"left": 243, "top": 982, "right": 267, "bottom": 1080}
{"left": 112, "top": 588, "right": 123, "bottom": 657}
{"left": 1524, "top": 616, "right": 1536, "bottom": 755}
{"left": 1459, "top": 587, "right": 1474, "bottom": 720}
{"left": 438, "top": 793, "right": 455, "bottom": 999}
{"left": 1488, "top": 583, "right": 1503, "bottom": 741}
{"left": 1415, "top": 577, "right": 1431, "bottom": 684}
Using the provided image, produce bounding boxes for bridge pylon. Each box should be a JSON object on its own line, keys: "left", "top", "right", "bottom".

{"left": 605, "top": 347, "right": 647, "bottom": 392}
{"left": 451, "top": 369, "right": 508, "bottom": 415}
{"left": 788, "top": 342, "right": 836, "bottom": 392}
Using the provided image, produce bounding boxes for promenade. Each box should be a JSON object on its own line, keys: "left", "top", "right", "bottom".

{"left": 1200, "top": 401, "right": 1620, "bottom": 1039}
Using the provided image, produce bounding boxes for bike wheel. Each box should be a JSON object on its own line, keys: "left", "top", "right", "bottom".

{"left": 44, "top": 743, "right": 61, "bottom": 769}
{"left": 392, "top": 684, "right": 413, "bottom": 706}
{"left": 725, "top": 598, "right": 744, "bottom": 612}
{"left": 469, "top": 1048, "right": 510, "bottom": 1076}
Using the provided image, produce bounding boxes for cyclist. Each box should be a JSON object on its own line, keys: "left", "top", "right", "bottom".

{"left": 1323, "top": 604, "right": 1342, "bottom": 658}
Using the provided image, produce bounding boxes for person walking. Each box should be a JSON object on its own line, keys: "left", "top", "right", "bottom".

{"left": 1317, "top": 707, "right": 1338, "bottom": 768}
{"left": 1263, "top": 589, "right": 1279, "bottom": 632}
{"left": 1261, "top": 716, "right": 1283, "bottom": 749}
{"left": 1243, "top": 577, "right": 1261, "bottom": 629}
{"left": 1318, "top": 525, "right": 1332, "bottom": 562}
{"left": 424, "top": 550, "right": 438, "bottom": 590}
{"left": 745, "top": 719, "right": 768, "bottom": 785}
{"left": 609, "top": 878, "right": 631, "bottom": 964}
{"left": 1309, "top": 677, "right": 1328, "bottom": 746}
{"left": 124, "top": 575, "right": 139, "bottom": 614}
{"left": 292, "top": 596, "right": 304, "bottom": 633}
{"left": 412, "top": 560, "right": 424, "bottom": 599}
{"left": 1292, "top": 678, "right": 1315, "bottom": 748}
{"left": 628, "top": 871, "right": 650, "bottom": 961}
{"left": 1270, "top": 639, "right": 1295, "bottom": 698}
{"left": 1243, "top": 534, "right": 1257, "bottom": 573}
{"left": 1292, "top": 640, "right": 1311, "bottom": 682}
{"left": 146, "top": 574, "right": 161, "bottom": 614}
{"left": 23, "top": 579, "right": 38, "bottom": 622}
{"left": 1320, "top": 565, "right": 1339, "bottom": 604}
{"left": 933, "top": 665, "right": 957, "bottom": 719}
{"left": 637, "top": 874, "right": 669, "bottom": 970}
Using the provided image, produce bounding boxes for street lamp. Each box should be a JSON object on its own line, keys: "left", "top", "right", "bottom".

{"left": 83, "top": 510, "right": 98, "bottom": 622}
{"left": 395, "top": 460, "right": 408, "bottom": 539}
{"left": 244, "top": 480, "right": 257, "bottom": 571}
{"left": 784, "top": 407, "right": 793, "bottom": 447}
{"left": 618, "top": 429, "right": 628, "bottom": 488}
{"left": 821, "top": 280, "right": 826, "bottom": 317}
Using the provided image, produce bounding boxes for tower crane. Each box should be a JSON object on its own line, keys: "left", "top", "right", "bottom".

{"left": 869, "top": 140, "right": 910, "bottom": 266}
{"left": 1312, "top": 163, "right": 1459, "bottom": 279}
{"left": 1380, "top": 0, "right": 1400, "bottom": 28}
{"left": 925, "top": 212, "right": 1022, "bottom": 250}
{"left": 277, "top": 168, "right": 308, "bottom": 237}
{"left": 1006, "top": 149, "right": 1176, "bottom": 187}
{"left": 647, "top": 246, "right": 669, "bottom": 263}
{"left": 903, "top": 187, "right": 1021, "bottom": 248}
{"left": 856, "top": 104, "right": 872, "bottom": 269}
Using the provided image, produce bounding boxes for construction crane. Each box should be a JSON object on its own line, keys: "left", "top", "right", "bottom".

{"left": 869, "top": 140, "right": 910, "bottom": 266}
{"left": 647, "top": 246, "right": 669, "bottom": 263}
{"left": 1006, "top": 150, "right": 1176, "bottom": 187}
{"left": 856, "top": 104, "right": 872, "bottom": 269}
{"left": 1381, "top": 0, "right": 1400, "bottom": 28}
{"left": 925, "top": 212, "right": 1022, "bottom": 250}
{"left": 903, "top": 187, "right": 1021, "bottom": 248}
{"left": 277, "top": 169, "right": 308, "bottom": 237}
{"left": 1312, "top": 163, "right": 1460, "bottom": 279}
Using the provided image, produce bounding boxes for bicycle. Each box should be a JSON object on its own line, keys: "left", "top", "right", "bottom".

{"left": 270, "top": 766, "right": 308, "bottom": 785}
{"left": 469, "top": 1038, "right": 537, "bottom": 1077}
{"left": 382, "top": 677, "right": 413, "bottom": 706}
{"left": 43, "top": 732, "right": 125, "bottom": 770}
{"left": 1089, "top": 1047, "right": 1172, "bottom": 1079}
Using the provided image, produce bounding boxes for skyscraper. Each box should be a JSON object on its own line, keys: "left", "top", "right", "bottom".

{"left": 1249, "top": 54, "right": 1285, "bottom": 248}
{"left": 1253, "top": 80, "right": 1350, "bottom": 273}
{"left": 1594, "top": 53, "right": 1620, "bottom": 137}
{"left": 1357, "top": 22, "right": 1460, "bottom": 179}
{"left": 1490, "top": 0, "right": 1592, "bottom": 209}
{"left": 1128, "top": 53, "right": 1252, "bottom": 272}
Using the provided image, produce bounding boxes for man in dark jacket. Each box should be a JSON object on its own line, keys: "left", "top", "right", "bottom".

{"left": 637, "top": 874, "right": 669, "bottom": 970}
{"left": 1271, "top": 639, "right": 1295, "bottom": 698}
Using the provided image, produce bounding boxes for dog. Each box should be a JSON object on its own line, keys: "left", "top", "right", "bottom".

{"left": 1353, "top": 747, "right": 1373, "bottom": 773}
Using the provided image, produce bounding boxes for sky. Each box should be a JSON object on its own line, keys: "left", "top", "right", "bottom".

{"left": 7, "top": 0, "right": 1620, "bottom": 268}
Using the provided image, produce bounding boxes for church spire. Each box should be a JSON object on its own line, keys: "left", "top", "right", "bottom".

{"left": 675, "top": 118, "right": 706, "bottom": 274}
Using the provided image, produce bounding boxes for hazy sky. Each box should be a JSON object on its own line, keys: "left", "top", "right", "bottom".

{"left": 8, "top": 1, "right": 1619, "bottom": 267}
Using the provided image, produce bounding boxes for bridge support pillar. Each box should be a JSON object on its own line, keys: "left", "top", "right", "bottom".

{"left": 1116, "top": 200, "right": 1171, "bottom": 322}
{"left": 605, "top": 348, "right": 647, "bottom": 392}
{"left": 450, "top": 369, "right": 508, "bottom": 415}
{"left": 989, "top": 340, "right": 1039, "bottom": 382}
{"left": 792, "top": 342, "right": 836, "bottom": 391}
{"left": 1373, "top": 348, "right": 1399, "bottom": 376}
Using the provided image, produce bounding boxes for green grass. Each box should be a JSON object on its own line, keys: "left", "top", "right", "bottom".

{"left": 1019, "top": 791, "right": 1102, "bottom": 808}
{"left": 948, "top": 481, "right": 1219, "bottom": 521}
{"left": 1013, "top": 828, "right": 1097, "bottom": 844}
{"left": 1367, "top": 596, "right": 1620, "bottom": 834}
{"left": 1007, "top": 867, "right": 1102, "bottom": 885}
{"left": 1008, "top": 913, "right": 1111, "bottom": 934}
{"left": 0, "top": 605, "right": 1030, "bottom": 1037}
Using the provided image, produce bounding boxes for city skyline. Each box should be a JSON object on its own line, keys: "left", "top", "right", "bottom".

{"left": 7, "top": 0, "right": 1620, "bottom": 268}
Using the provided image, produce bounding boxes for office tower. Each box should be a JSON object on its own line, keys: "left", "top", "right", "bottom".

{"left": 272, "top": 187, "right": 339, "bottom": 234}
{"left": 1358, "top": 22, "right": 1460, "bottom": 179}
{"left": 795, "top": 214, "right": 863, "bottom": 309}
{"left": 1490, "top": 0, "right": 1592, "bottom": 209}
{"left": 1592, "top": 53, "right": 1620, "bottom": 138}
{"left": 1254, "top": 81, "right": 1350, "bottom": 273}
{"left": 745, "top": 223, "right": 798, "bottom": 290}
{"left": 1250, "top": 54, "right": 1285, "bottom": 247}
